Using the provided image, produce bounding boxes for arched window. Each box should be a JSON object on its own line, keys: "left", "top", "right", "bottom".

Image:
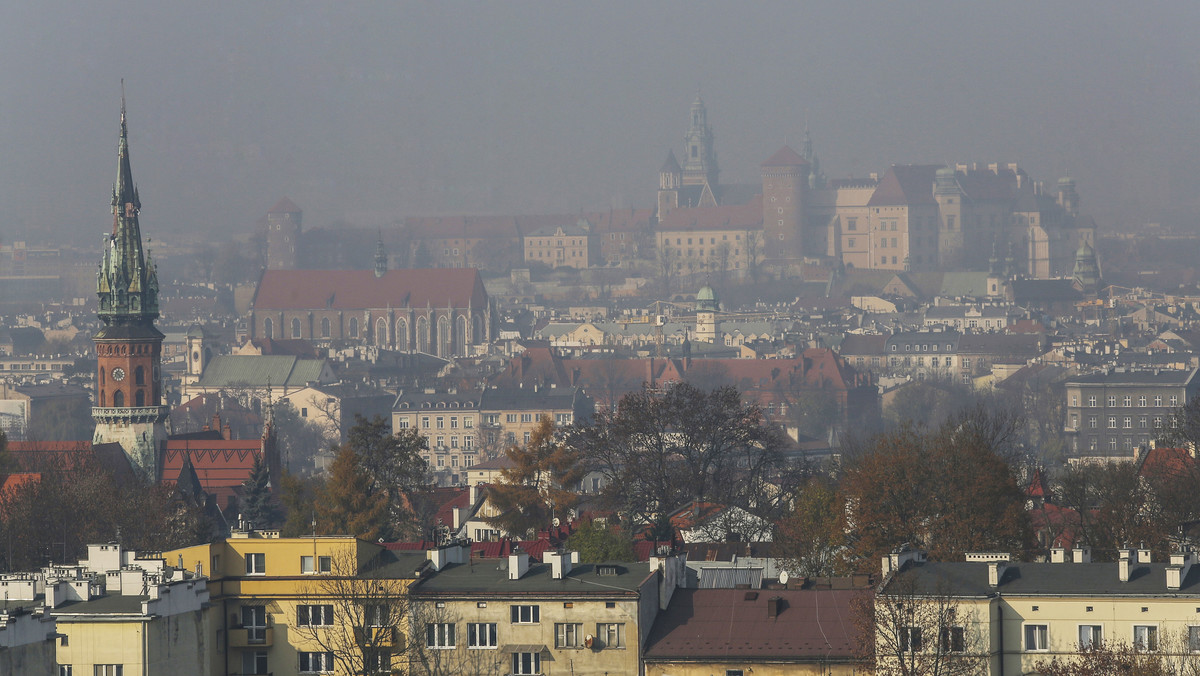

{"left": 135, "top": 365, "right": 145, "bottom": 385}
{"left": 135, "top": 390, "right": 145, "bottom": 406}
{"left": 396, "top": 318, "right": 409, "bottom": 350}
{"left": 113, "top": 390, "right": 124, "bottom": 407}
{"left": 376, "top": 318, "right": 388, "bottom": 346}
{"left": 321, "top": 317, "right": 331, "bottom": 339}
{"left": 291, "top": 317, "right": 302, "bottom": 339}
{"left": 263, "top": 317, "right": 273, "bottom": 339}
{"left": 416, "top": 317, "right": 429, "bottom": 353}
{"left": 437, "top": 316, "right": 452, "bottom": 358}
{"left": 457, "top": 315, "right": 469, "bottom": 355}
{"left": 100, "top": 391, "right": 106, "bottom": 407}
{"left": 349, "top": 317, "right": 359, "bottom": 338}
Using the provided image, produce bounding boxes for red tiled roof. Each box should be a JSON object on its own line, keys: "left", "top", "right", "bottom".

{"left": 644, "top": 588, "right": 863, "bottom": 661}
{"left": 160, "top": 440, "right": 264, "bottom": 492}
{"left": 658, "top": 196, "right": 763, "bottom": 232}
{"left": 761, "top": 145, "right": 808, "bottom": 168}
{"left": 1, "top": 472, "right": 40, "bottom": 495}
{"left": 268, "top": 197, "right": 301, "bottom": 214}
{"left": 253, "top": 268, "right": 487, "bottom": 311}
{"left": 1139, "top": 446, "right": 1196, "bottom": 480}
{"left": 867, "top": 164, "right": 941, "bottom": 206}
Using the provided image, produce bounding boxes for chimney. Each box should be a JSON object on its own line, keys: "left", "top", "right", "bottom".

{"left": 1072, "top": 547, "right": 1091, "bottom": 564}
{"left": 987, "top": 561, "right": 1006, "bottom": 588}
{"left": 1050, "top": 547, "right": 1067, "bottom": 563}
{"left": 508, "top": 549, "right": 530, "bottom": 580}
{"left": 1167, "top": 550, "right": 1194, "bottom": 591}
{"left": 468, "top": 483, "right": 478, "bottom": 505}
{"left": 766, "top": 596, "right": 782, "bottom": 619}
{"left": 452, "top": 507, "right": 465, "bottom": 530}
{"left": 546, "top": 550, "right": 573, "bottom": 580}
{"left": 1119, "top": 549, "right": 1131, "bottom": 583}
{"left": 1138, "top": 548, "right": 1152, "bottom": 564}
{"left": 882, "top": 547, "right": 926, "bottom": 577}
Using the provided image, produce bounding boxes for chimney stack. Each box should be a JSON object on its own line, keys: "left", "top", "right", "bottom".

{"left": 1167, "top": 550, "right": 1194, "bottom": 591}
{"left": 1138, "top": 548, "right": 1152, "bottom": 564}
{"left": 508, "top": 549, "right": 530, "bottom": 580}
{"left": 988, "top": 561, "right": 1006, "bottom": 588}
{"left": 1072, "top": 547, "right": 1092, "bottom": 564}
{"left": 766, "top": 596, "right": 782, "bottom": 619}
{"left": 1050, "top": 547, "right": 1067, "bottom": 563}
{"left": 1119, "top": 549, "right": 1131, "bottom": 583}
{"left": 546, "top": 550, "right": 574, "bottom": 580}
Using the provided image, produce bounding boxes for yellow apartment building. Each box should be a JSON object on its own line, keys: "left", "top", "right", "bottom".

{"left": 880, "top": 547, "right": 1200, "bottom": 675}
{"left": 167, "top": 533, "right": 429, "bottom": 676}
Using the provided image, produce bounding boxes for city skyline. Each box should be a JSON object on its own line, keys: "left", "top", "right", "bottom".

{"left": 1, "top": 1, "right": 1196, "bottom": 243}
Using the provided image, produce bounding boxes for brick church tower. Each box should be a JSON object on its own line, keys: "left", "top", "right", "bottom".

{"left": 92, "top": 94, "right": 169, "bottom": 478}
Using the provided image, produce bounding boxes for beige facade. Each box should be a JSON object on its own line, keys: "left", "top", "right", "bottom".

{"left": 524, "top": 223, "right": 598, "bottom": 269}
{"left": 168, "top": 533, "right": 424, "bottom": 676}
{"left": 656, "top": 226, "right": 755, "bottom": 278}
{"left": 0, "top": 608, "right": 55, "bottom": 676}
{"left": 392, "top": 389, "right": 483, "bottom": 485}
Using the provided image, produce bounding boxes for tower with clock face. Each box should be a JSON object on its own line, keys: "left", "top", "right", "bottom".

{"left": 92, "top": 96, "right": 169, "bottom": 478}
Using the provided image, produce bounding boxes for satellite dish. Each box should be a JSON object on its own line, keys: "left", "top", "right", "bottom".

{"left": 779, "top": 570, "right": 790, "bottom": 585}
{"left": 553, "top": 517, "right": 561, "bottom": 527}
{"left": 584, "top": 634, "right": 595, "bottom": 649}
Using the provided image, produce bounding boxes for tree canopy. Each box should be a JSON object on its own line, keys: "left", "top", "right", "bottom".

{"left": 487, "top": 416, "right": 583, "bottom": 539}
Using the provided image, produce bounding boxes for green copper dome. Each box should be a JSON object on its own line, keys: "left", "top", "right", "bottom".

{"left": 696, "top": 284, "right": 719, "bottom": 312}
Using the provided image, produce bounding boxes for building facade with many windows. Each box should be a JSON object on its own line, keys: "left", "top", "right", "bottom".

{"left": 1064, "top": 367, "right": 1200, "bottom": 461}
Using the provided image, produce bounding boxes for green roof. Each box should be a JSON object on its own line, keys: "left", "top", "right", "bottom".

{"left": 195, "top": 355, "right": 331, "bottom": 389}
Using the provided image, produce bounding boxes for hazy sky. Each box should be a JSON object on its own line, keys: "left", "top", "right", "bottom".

{"left": 2, "top": 1, "right": 1197, "bottom": 245}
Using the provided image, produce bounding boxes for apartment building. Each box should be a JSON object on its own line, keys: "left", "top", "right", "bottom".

{"left": 408, "top": 545, "right": 684, "bottom": 676}
{"left": 167, "top": 532, "right": 427, "bottom": 676}
{"left": 881, "top": 547, "right": 1200, "bottom": 675}
{"left": 392, "top": 388, "right": 484, "bottom": 485}
{"left": 1063, "top": 367, "right": 1200, "bottom": 460}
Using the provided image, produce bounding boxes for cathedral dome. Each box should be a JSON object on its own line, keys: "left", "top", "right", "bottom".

{"left": 696, "top": 285, "right": 719, "bottom": 312}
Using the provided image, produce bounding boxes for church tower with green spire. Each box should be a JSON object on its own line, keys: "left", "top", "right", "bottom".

{"left": 92, "top": 91, "right": 169, "bottom": 478}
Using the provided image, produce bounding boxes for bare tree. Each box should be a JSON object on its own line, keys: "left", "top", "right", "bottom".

{"left": 657, "top": 245, "right": 680, "bottom": 295}
{"left": 744, "top": 229, "right": 762, "bottom": 284}
{"left": 406, "top": 601, "right": 507, "bottom": 676}
{"left": 291, "top": 549, "right": 415, "bottom": 676}
{"left": 868, "top": 574, "right": 989, "bottom": 676}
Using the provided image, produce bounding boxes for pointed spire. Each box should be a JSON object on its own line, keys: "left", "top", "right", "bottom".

{"left": 374, "top": 229, "right": 388, "bottom": 278}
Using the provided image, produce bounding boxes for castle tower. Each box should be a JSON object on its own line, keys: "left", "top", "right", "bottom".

{"left": 934, "top": 167, "right": 965, "bottom": 268}
{"left": 681, "top": 93, "right": 718, "bottom": 188}
{"left": 760, "top": 145, "right": 808, "bottom": 276}
{"left": 93, "top": 94, "right": 169, "bottom": 478}
{"left": 184, "top": 325, "right": 213, "bottom": 382}
{"left": 1057, "top": 177, "right": 1079, "bottom": 218}
{"left": 265, "top": 197, "right": 302, "bottom": 270}
{"left": 695, "top": 283, "right": 720, "bottom": 343}
{"left": 374, "top": 232, "right": 389, "bottom": 278}
{"left": 1072, "top": 239, "right": 1101, "bottom": 295}
{"left": 657, "top": 150, "right": 682, "bottom": 221}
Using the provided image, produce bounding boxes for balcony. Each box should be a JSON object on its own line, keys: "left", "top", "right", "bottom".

{"left": 229, "top": 626, "right": 274, "bottom": 648}
{"left": 355, "top": 625, "right": 403, "bottom": 648}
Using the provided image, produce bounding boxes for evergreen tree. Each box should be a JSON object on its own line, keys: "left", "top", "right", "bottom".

{"left": 345, "top": 415, "right": 428, "bottom": 538}
{"left": 240, "top": 455, "right": 279, "bottom": 529}
{"left": 317, "top": 444, "right": 390, "bottom": 541}
{"left": 565, "top": 520, "right": 636, "bottom": 563}
{"left": 487, "top": 417, "right": 583, "bottom": 539}
{"left": 279, "top": 470, "right": 323, "bottom": 538}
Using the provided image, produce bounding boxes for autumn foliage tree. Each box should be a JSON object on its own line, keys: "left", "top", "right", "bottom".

{"left": 487, "top": 416, "right": 583, "bottom": 538}
{"left": 777, "top": 476, "right": 850, "bottom": 578}
{"left": 316, "top": 443, "right": 390, "bottom": 541}
{"left": 841, "top": 411, "right": 1032, "bottom": 571}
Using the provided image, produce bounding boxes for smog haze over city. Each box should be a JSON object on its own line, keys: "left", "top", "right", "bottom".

{"left": 1, "top": 0, "right": 1196, "bottom": 243}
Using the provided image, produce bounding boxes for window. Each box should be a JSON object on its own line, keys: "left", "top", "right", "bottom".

{"left": 364, "top": 604, "right": 389, "bottom": 627}
{"left": 292, "top": 317, "right": 302, "bottom": 339}
{"left": 1079, "top": 625, "right": 1102, "bottom": 650}
{"left": 436, "top": 416, "right": 444, "bottom": 429}
{"left": 1188, "top": 625, "right": 1200, "bottom": 652}
{"left": 321, "top": 317, "right": 331, "bottom": 339}
{"left": 555, "top": 622, "right": 583, "bottom": 648}
{"left": 521, "top": 413, "right": 534, "bottom": 423}
{"left": 1135, "top": 625, "right": 1158, "bottom": 652}
{"left": 1108, "top": 417, "right": 1117, "bottom": 429}
{"left": 299, "top": 652, "right": 334, "bottom": 673}
{"left": 901, "top": 626, "right": 923, "bottom": 652}
{"left": 726, "top": 671, "right": 745, "bottom": 676}
{"left": 426, "top": 622, "right": 456, "bottom": 649}
{"left": 468, "top": 622, "right": 497, "bottom": 648}
{"left": 464, "top": 417, "right": 473, "bottom": 428}
{"left": 1089, "top": 416, "right": 1097, "bottom": 429}
{"left": 241, "top": 653, "right": 267, "bottom": 676}
{"left": 506, "top": 413, "right": 518, "bottom": 423}
{"left": 1089, "top": 396, "right": 1097, "bottom": 407}
{"left": 1125, "top": 396, "right": 1132, "bottom": 407}
{"left": 450, "top": 416, "right": 459, "bottom": 429}
{"left": 1139, "top": 395, "right": 1147, "bottom": 407}
{"left": 1172, "top": 396, "right": 1180, "bottom": 406}
{"left": 940, "top": 626, "right": 965, "bottom": 653}
{"left": 363, "top": 649, "right": 390, "bottom": 674}
{"left": 1109, "top": 396, "right": 1117, "bottom": 407}
{"left": 59, "top": 668, "right": 73, "bottom": 676}
{"left": 1025, "top": 624, "right": 1048, "bottom": 651}
{"left": 301, "top": 555, "right": 332, "bottom": 574}
{"left": 511, "top": 604, "right": 540, "bottom": 624}
{"left": 298, "top": 604, "right": 335, "bottom": 626}
{"left": 1124, "top": 417, "right": 1132, "bottom": 429}
{"left": 397, "top": 417, "right": 410, "bottom": 429}
{"left": 241, "top": 605, "right": 267, "bottom": 643}
{"left": 245, "top": 553, "right": 265, "bottom": 575}
{"left": 597, "top": 622, "right": 625, "bottom": 649}
{"left": 512, "top": 652, "right": 541, "bottom": 675}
